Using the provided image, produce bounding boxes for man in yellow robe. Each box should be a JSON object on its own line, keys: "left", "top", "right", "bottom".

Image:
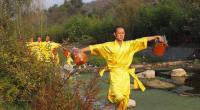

{"left": 32, "top": 36, "right": 45, "bottom": 61}
{"left": 51, "top": 42, "right": 61, "bottom": 64}
{"left": 43, "top": 36, "right": 61, "bottom": 64}
{"left": 78, "top": 26, "right": 164, "bottom": 110}
{"left": 26, "top": 37, "right": 36, "bottom": 55}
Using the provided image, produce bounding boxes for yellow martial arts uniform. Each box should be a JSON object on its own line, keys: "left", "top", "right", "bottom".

{"left": 43, "top": 41, "right": 52, "bottom": 62}
{"left": 43, "top": 42, "right": 61, "bottom": 63}
{"left": 51, "top": 42, "right": 61, "bottom": 64}
{"left": 89, "top": 37, "right": 147, "bottom": 110}
{"left": 66, "top": 54, "right": 73, "bottom": 66}
{"left": 34, "top": 42, "right": 45, "bottom": 61}
{"left": 26, "top": 42, "right": 38, "bottom": 55}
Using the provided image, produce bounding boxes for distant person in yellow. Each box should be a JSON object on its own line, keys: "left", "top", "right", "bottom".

{"left": 44, "top": 35, "right": 61, "bottom": 64}
{"left": 35, "top": 36, "right": 45, "bottom": 61}
{"left": 26, "top": 36, "right": 44, "bottom": 61}
{"left": 26, "top": 36, "right": 61, "bottom": 64}
{"left": 63, "top": 48, "right": 74, "bottom": 66}
{"left": 26, "top": 36, "right": 35, "bottom": 55}
{"left": 43, "top": 35, "right": 52, "bottom": 62}
{"left": 63, "top": 48, "right": 74, "bottom": 74}
{"left": 77, "top": 26, "right": 164, "bottom": 110}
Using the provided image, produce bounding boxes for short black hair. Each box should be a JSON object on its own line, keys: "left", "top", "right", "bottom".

{"left": 114, "top": 26, "right": 125, "bottom": 33}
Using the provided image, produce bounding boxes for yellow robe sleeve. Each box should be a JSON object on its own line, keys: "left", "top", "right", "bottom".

{"left": 89, "top": 43, "right": 111, "bottom": 60}
{"left": 66, "top": 55, "right": 73, "bottom": 66}
{"left": 51, "top": 42, "right": 61, "bottom": 64}
{"left": 51, "top": 42, "right": 61, "bottom": 49}
{"left": 129, "top": 37, "right": 148, "bottom": 53}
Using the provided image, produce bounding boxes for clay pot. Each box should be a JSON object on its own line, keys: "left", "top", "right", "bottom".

{"left": 73, "top": 52, "right": 87, "bottom": 65}
{"left": 153, "top": 42, "right": 167, "bottom": 56}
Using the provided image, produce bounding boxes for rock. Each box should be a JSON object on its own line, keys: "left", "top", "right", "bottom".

{"left": 132, "top": 64, "right": 144, "bottom": 68}
{"left": 137, "top": 70, "right": 155, "bottom": 78}
{"left": 167, "top": 61, "right": 174, "bottom": 66}
{"left": 171, "top": 76, "right": 187, "bottom": 85}
{"left": 75, "top": 72, "right": 79, "bottom": 75}
{"left": 188, "top": 65, "right": 193, "bottom": 68}
{"left": 96, "top": 99, "right": 136, "bottom": 110}
{"left": 194, "top": 59, "right": 200, "bottom": 64}
{"left": 172, "top": 85, "right": 193, "bottom": 94}
{"left": 171, "top": 68, "right": 187, "bottom": 77}
{"left": 187, "top": 48, "right": 200, "bottom": 60}
{"left": 94, "top": 101, "right": 105, "bottom": 109}
{"left": 127, "top": 99, "right": 136, "bottom": 108}
{"left": 144, "top": 79, "right": 175, "bottom": 89}
{"left": 63, "top": 64, "right": 74, "bottom": 73}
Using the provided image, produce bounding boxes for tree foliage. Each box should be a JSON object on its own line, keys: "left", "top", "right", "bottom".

{"left": 46, "top": 0, "right": 200, "bottom": 46}
{"left": 113, "top": 0, "right": 143, "bottom": 37}
{"left": 47, "top": 15, "right": 115, "bottom": 42}
{"left": 133, "top": 0, "right": 189, "bottom": 45}
{"left": 0, "top": 1, "right": 100, "bottom": 109}
{"left": 181, "top": 0, "right": 200, "bottom": 43}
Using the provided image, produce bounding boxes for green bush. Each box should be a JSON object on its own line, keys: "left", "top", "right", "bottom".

{"left": 0, "top": 35, "right": 60, "bottom": 102}
{"left": 88, "top": 55, "right": 106, "bottom": 66}
{"left": 89, "top": 15, "right": 115, "bottom": 42}
{"left": 60, "top": 15, "right": 115, "bottom": 42}
{"left": 47, "top": 24, "right": 65, "bottom": 42}
{"left": 134, "top": 0, "right": 189, "bottom": 45}
{"left": 132, "top": 54, "right": 144, "bottom": 64}
{"left": 0, "top": 32, "right": 100, "bottom": 109}
{"left": 63, "top": 15, "right": 92, "bottom": 42}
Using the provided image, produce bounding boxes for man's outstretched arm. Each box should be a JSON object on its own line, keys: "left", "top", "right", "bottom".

{"left": 146, "top": 35, "right": 164, "bottom": 42}
{"left": 81, "top": 47, "right": 90, "bottom": 53}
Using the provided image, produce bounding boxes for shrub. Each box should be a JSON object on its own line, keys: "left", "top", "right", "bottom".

{"left": 47, "top": 13, "right": 115, "bottom": 43}
{"left": 88, "top": 55, "right": 106, "bottom": 66}
{"left": 134, "top": 0, "right": 189, "bottom": 45}
{"left": 0, "top": 28, "right": 100, "bottom": 109}
{"left": 64, "top": 15, "right": 92, "bottom": 42}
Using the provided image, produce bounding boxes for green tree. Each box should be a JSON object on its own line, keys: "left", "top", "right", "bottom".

{"left": 113, "top": 0, "right": 143, "bottom": 38}
{"left": 0, "top": 1, "right": 100, "bottom": 109}
{"left": 70, "top": 0, "right": 83, "bottom": 8}
{"left": 134, "top": 0, "right": 189, "bottom": 45}
{"left": 181, "top": 0, "right": 200, "bottom": 44}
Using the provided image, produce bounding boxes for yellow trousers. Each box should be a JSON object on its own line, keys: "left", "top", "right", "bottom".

{"left": 100, "top": 68, "right": 145, "bottom": 110}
